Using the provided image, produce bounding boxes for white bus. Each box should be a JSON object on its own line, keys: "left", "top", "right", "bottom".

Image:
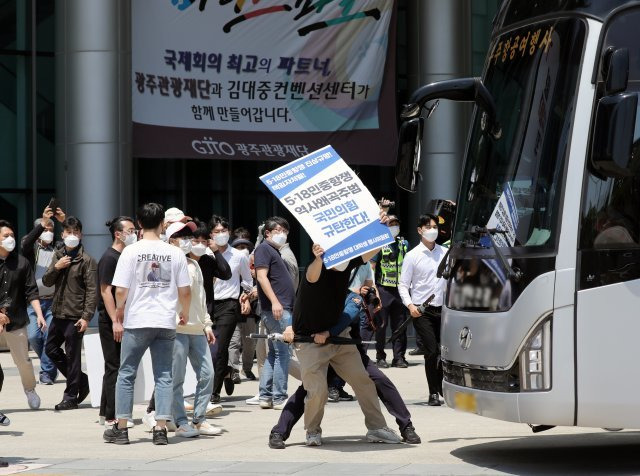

{"left": 396, "top": 1, "right": 640, "bottom": 431}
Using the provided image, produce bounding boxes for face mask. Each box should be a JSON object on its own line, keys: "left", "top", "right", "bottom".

{"left": 64, "top": 235, "right": 80, "bottom": 249}
{"left": 389, "top": 226, "right": 400, "bottom": 238}
{"left": 422, "top": 228, "right": 439, "bottom": 243}
{"left": 191, "top": 243, "right": 207, "bottom": 257}
{"left": 179, "top": 239, "right": 192, "bottom": 254}
{"left": 270, "top": 232, "right": 287, "bottom": 247}
{"left": 237, "top": 248, "right": 250, "bottom": 257}
{"left": 213, "top": 233, "right": 229, "bottom": 247}
{"left": 122, "top": 233, "right": 137, "bottom": 247}
{"left": 159, "top": 234, "right": 168, "bottom": 242}
{"left": 40, "top": 231, "right": 54, "bottom": 244}
{"left": 1, "top": 236, "right": 16, "bottom": 252}
{"left": 332, "top": 261, "right": 349, "bottom": 272}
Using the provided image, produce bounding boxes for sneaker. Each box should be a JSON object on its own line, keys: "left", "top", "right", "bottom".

{"left": 366, "top": 426, "right": 402, "bottom": 444}
{"left": 401, "top": 424, "right": 421, "bottom": 444}
{"left": 142, "top": 411, "right": 157, "bottom": 431}
{"left": 376, "top": 359, "right": 389, "bottom": 369}
{"left": 166, "top": 420, "right": 177, "bottom": 432}
{"left": 223, "top": 376, "right": 235, "bottom": 396}
{"left": 152, "top": 426, "right": 169, "bottom": 445}
{"left": 242, "top": 369, "right": 257, "bottom": 381}
{"left": 196, "top": 421, "right": 222, "bottom": 436}
{"left": 205, "top": 402, "right": 223, "bottom": 416}
{"left": 39, "top": 373, "right": 54, "bottom": 385}
{"left": 305, "top": 430, "right": 322, "bottom": 446}
{"left": 54, "top": 399, "right": 78, "bottom": 411}
{"left": 99, "top": 416, "right": 105, "bottom": 425}
{"left": 210, "top": 393, "right": 221, "bottom": 404}
{"left": 0, "top": 411, "right": 10, "bottom": 426}
{"left": 408, "top": 348, "right": 425, "bottom": 356}
{"left": 105, "top": 419, "right": 133, "bottom": 429}
{"left": 25, "top": 389, "right": 41, "bottom": 409}
{"left": 272, "top": 400, "right": 286, "bottom": 410}
{"left": 269, "top": 431, "right": 285, "bottom": 449}
{"left": 175, "top": 423, "right": 199, "bottom": 438}
{"left": 259, "top": 400, "right": 273, "bottom": 409}
{"left": 245, "top": 394, "right": 260, "bottom": 405}
{"left": 427, "top": 393, "right": 441, "bottom": 406}
{"left": 391, "top": 359, "right": 409, "bottom": 368}
{"left": 327, "top": 387, "right": 340, "bottom": 402}
{"left": 103, "top": 424, "right": 130, "bottom": 445}
{"left": 338, "top": 388, "right": 354, "bottom": 401}
{"left": 231, "top": 370, "right": 241, "bottom": 384}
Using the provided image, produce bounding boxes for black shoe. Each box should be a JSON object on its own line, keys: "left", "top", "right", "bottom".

{"left": 103, "top": 424, "right": 130, "bottom": 445}
{"left": 224, "top": 376, "right": 235, "bottom": 396}
{"left": 0, "top": 460, "right": 7, "bottom": 468}
{"left": 376, "top": 359, "right": 389, "bottom": 369}
{"left": 327, "top": 387, "right": 340, "bottom": 402}
{"left": 408, "top": 348, "right": 425, "bottom": 356}
{"left": 427, "top": 393, "right": 441, "bottom": 406}
{"left": 243, "top": 369, "right": 257, "bottom": 381}
{"left": 232, "top": 370, "right": 241, "bottom": 385}
{"left": 54, "top": 399, "right": 78, "bottom": 411}
{"left": 401, "top": 424, "right": 421, "bottom": 444}
{"left": 338, "top": 388, "right": 354, "bottom": 401}
{"left": 210, "top": 393, "right": 221, "bottom": 404}
{"left": 77, "top": 383, "right": 90, "bottom": 405}
{"left": 391, "top": 359, "right": 409, "bottom": 368}
{"left": 152, "top": 426, "right": 169, "bottom": 445}
{"left": 268, "top": 431, "right": 286, "bottom": 449}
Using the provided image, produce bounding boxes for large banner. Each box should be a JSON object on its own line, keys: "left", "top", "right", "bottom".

{"left": 132, "top": 0, "right": 397, "bottom": 166}
{"left": 260, "top": 145, "right": 394, "bottom": 268}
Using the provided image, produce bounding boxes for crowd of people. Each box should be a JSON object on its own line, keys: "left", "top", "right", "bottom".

{"left": 0, "top": 199, "right": 449, "bottom": 449}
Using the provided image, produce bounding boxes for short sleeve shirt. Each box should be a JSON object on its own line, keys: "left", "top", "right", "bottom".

{"left": 254, "top": 241, "right": 295, "bottom": 311}
{"left": 348, "top": 262, "right": 374, "bottom": 292}
{"left": 97, "top": 247, "right": 120, "bottom": 317}
{"left": 111, "top": 239, "right": 190, "bottom": 329}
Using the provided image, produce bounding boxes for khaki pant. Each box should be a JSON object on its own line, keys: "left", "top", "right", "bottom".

{"left": 295, "top": 330, "right": 386, "bottom": 433}
{"left": 4, "top": 325, "right": 37, "bottom": 391}
{"left": 256, "top": 319, "right": 301, "bottom": 381}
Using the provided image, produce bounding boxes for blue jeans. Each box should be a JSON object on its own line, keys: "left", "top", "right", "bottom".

{"left": 172, "top": 333, "right": 214, "bottom": 427}
{"left": 27, "top": 299, "right": 57, "bottom": 380}
{"left": 258, "top": 309, "right": 292, "bottom": 404}
{"left": 115, "top": 327, "right": 176, "bottom": 421}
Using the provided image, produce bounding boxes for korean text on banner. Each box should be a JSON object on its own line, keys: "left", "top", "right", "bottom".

{"left": 260, "top": 146, "right": 394, "bottom": 268}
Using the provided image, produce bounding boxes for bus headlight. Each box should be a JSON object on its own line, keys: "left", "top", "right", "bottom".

{"left": 520, "top": 317, "right": 551, "bottom": 391}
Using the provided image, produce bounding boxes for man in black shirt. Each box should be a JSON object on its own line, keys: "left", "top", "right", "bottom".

{"left": 97, "top": 216, "right": 136, "bottom": 427}
{"left": 290, "top": 241, "right": 401, "bottom": 447}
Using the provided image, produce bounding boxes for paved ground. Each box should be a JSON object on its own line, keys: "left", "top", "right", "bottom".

{"left": 1, "top": 344, "right": 639, "bottom": 475}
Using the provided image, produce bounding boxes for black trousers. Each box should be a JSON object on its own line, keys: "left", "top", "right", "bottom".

{"left": 211, "top": 299, "right": 240, "bottom": 395}
{"left": 98, "top": 314, "right": 121, "bottom": 420}
{"left": 373, "top": 286, "right": 407, "bottom": 362}
{"left": 411, "top": 309, "right": 443, "bottom": 395}
{"left": 45, "top": 317, "right": 88, "bottom": 402}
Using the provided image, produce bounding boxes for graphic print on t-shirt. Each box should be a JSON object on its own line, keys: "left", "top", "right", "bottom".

{"left": 136, "top": 253, "right": 172, "bottom": 288}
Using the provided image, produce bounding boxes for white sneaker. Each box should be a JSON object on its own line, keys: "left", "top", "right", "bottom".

{"left": 196, "top": 421, "right": 222, "bottom": 436}
{"left": 366, "top": 426, "right": 402, "bottom": 444}
{"left": 142, "top": 411, "right": 157, "bottom": 432}
{"left": 245, "top": 394, "right": 260, "bottom": 405}
{"left": 175, "top": 423, "right": 199, "bottom": 438}
{"left": 25, "top": 389, "right": 41, "bottom": 410}
{"left": 166, "top": 420, "right": 177, "bottom": 432}
{"left": 205, "top": 402, "right": 223, "bottom": 416}
{"left": 273, "top": 401, "right": 286, "bottom": 410}
{"left": 259, "top": 400, "right": 273, "bottom": 409}
{"left": 306, "top": 430, "right": 322, "bottom": 446}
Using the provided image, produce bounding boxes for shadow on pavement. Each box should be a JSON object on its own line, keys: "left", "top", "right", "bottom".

{"left": 286, "top": 435, "right": 412, "bottom": 453}
{"left": 451, "top": 431, "right": 640, "bottom": 475}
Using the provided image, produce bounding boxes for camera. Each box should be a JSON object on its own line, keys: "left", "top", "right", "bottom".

{"left": 363, "top": 288, "right": 380, "bottom": 307}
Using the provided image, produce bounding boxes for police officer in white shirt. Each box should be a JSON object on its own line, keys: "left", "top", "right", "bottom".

{"left": 398, "top": 213, "right": 446, "bottom": 406}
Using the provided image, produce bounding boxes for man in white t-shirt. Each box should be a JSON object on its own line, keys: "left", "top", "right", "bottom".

{"left": 103, "top": 203, "right": 191, "bottom": 446}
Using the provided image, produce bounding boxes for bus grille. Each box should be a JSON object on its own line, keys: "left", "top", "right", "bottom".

{"left": 443, "top": 360, "right": 520, "bottom": 393}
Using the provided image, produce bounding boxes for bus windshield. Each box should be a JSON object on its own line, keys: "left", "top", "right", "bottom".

{"left": 453, "top": 18, "right": 586, "bottom": 250}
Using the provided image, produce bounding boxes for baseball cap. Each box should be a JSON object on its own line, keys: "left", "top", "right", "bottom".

{"left": 166, "top": 221, "right": 197, "bottom": 239}
{"left": 164, "top": 207, "right": 192, "bottom": 224}
{"left": 231, "top": 238, "right": 254, "bottom": 252}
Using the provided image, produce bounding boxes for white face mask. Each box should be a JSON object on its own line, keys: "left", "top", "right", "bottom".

{"left": 179, "top": 239, "right": 192, "bottom": 254}
{"left": 270, "top": 232, "right": 287, "bottom": 247}
{"left": 389, "top": 226, "right": 400, "bottom": 238}
{"left": 191, "top": 243, "right": 207, "bottom": 257}
{"left": 122, "top": 233, "right": 137, "bottom": 247}
{"left": 40, "top": 231, "right": 54, "bottom": 244}
{"left": 332, "top": 261, "right": 349, "bottom": 272}
{"left": 422, "top": 228, "right": 439, "bottom": 243}
{"left": 213, "top": 233, "right": 229, "bottom": 247}
{"left": 1, "top": 236, "right": 16, "bottom": 252}
{"left": 64, "top": 235, "right": 80, "bottom": 249}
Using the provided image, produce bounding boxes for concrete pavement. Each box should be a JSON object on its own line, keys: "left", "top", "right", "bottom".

{"left": 0, "top": 346, "right": 638, "bottom": 475}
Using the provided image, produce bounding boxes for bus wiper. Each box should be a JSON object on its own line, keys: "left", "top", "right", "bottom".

{"left": 468, "top": 226, "right": 523, "bottom": 282}
{"left": 436, "top": 245, "right": 453, "bottom": 279}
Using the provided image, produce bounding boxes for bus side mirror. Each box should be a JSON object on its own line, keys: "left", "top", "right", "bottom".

{"left": 602, "top": 47, "right": 629, "bottom": 95}
{"left": 591, "top": 92, "right": 637, "bottom": 178}
{"left": 395, "top": 117, "right": 423, "bottom": 193}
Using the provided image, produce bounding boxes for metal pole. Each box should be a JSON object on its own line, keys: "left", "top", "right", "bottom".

{"left": 31, "top": 0, "right": 37, "bottom": 220}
